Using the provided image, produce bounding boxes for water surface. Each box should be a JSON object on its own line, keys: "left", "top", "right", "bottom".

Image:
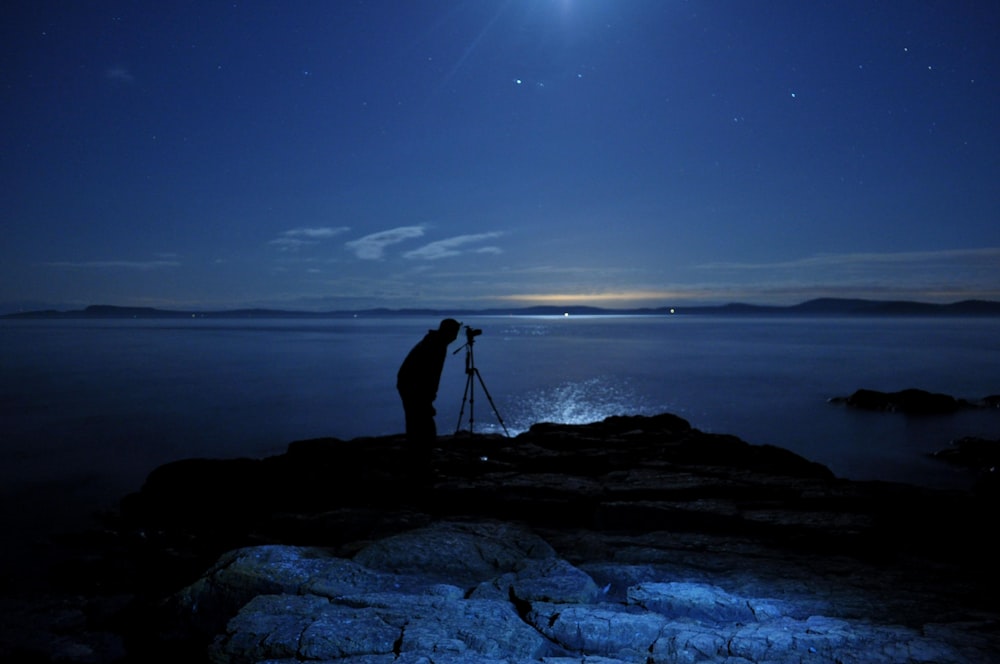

{"left": 2, "top": 315, "right": 997, "bottom": 520}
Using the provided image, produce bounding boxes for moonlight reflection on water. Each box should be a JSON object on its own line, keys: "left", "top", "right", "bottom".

{"left": 491, "top": 376, "right": 666, "bottom": 436}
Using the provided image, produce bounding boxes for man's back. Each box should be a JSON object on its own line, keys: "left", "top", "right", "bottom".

{"left": 397, "top": 329, "right": 449, "bottom": 397}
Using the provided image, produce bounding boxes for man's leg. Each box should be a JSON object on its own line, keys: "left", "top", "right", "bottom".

{"left": 400, "top": 391, "right": 436, "bottom": 443}
{"left": 411, "top": 402, "right": 436, "bottom": 443}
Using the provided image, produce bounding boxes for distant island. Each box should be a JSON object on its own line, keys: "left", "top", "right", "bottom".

{"left": 3, "top": 298, "right": 1000, "bottom": 319}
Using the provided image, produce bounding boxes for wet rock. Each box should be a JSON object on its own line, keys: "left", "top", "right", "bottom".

{"left": 352, "top": 521, "right": 555, "bottom": 586}
{"left": 473, "top": 556, "right": 601, "bottom": 605}
{"left": 626, "top": 581, "right": 757, "bottom": 623}
{"left": 209, "top": 586, "right": 549, "bottom": 663}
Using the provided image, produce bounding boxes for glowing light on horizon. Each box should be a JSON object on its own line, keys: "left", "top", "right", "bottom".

{"left": 492, "top": 290, "right": 715, "bottom": 306}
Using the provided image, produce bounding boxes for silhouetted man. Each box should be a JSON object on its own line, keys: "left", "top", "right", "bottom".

{"left": 397, "top": 318, "right": 462, "bottom": 444}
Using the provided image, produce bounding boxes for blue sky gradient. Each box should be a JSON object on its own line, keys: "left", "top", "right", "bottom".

{"left": 3, "top": 1, "right": 999, "bottom": 311}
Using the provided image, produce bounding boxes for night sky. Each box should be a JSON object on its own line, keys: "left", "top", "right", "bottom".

{"left": 3, "top": 1, "right": 999, "bottom": 312}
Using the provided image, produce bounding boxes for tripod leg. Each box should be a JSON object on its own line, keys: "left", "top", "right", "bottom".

{"left": 455, "top": 370, "right": 475, "bottom": 434}
{"left": 472, "top": 368, "right": 510, "bottom": 437}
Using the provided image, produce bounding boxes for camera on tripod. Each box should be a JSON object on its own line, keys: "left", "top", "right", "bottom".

{"left": 454, "top": 324, "right": 509, "bottom": 437}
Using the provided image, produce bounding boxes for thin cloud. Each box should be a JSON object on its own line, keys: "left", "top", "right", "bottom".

{"left": 345, "top": 226, "right": 425, "bottom": 260}
{"left": 105, "top": 66, "right": 135, "bottom": 84}
{"left": 270, "top": 226, "right": 349, "bottom": 251}
{"left": 284, "top": 227, "right": 349, "bottom": 239}
{"left": 403, "top": 232, "right": 503, "bottom": 260}
{"left": 269, "top": 238, "right": 313, "bottom": 251}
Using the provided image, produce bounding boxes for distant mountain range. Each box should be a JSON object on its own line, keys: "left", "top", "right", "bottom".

{"left": 3, "top": 298, "right": 1000, "bottom": 319}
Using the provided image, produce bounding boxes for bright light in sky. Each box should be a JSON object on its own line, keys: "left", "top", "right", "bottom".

{"left": 1, "top": 1, "right": 998, "bottom": 312}
{"left": 553, "top": 0, "right": 576, "bottom": 14}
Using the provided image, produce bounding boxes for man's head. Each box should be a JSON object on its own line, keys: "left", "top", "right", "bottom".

{"left": 439, "top": 318, "right": 462, "bottom": 342}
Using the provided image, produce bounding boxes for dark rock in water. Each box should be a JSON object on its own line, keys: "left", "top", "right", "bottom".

{"left": 931, "top": 436, "right": 1000, "bottom": 496}
{"left": 5, "top": 413, "right": 1000, "bottom": 663}
{"left": 977, "top": 394, "right": 1000, "bottom": 408}
{"left": 929, "top": 437, "right": 1000, "bottom": 503}
{"left": 830, "top": 387, "right": 970, "bottom": 414}
{"left": 932, "top": 436, "right": 1000, "bottom": 470}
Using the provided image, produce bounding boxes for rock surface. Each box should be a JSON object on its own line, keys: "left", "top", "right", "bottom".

{"left": 4, "top": 413, "right": 999, "bottom": 663}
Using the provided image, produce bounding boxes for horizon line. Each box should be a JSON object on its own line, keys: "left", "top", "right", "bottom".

{"left": 4, "top": 296, "right": 1000, "bottom": 319}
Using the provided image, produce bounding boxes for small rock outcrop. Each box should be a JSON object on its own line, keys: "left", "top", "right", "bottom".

{"left": 830, "top": 388, "right": 969, "bottom": 414}
{"left": 931, "top": 436, "right": 1000, "bottom": 473}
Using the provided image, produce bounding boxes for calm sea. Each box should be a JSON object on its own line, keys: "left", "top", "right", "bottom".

{"left": 2, "top": 315, "right": 999, "bottom": 540}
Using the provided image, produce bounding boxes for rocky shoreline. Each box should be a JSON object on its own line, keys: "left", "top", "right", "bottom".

{"left": 2, "top": 410, "right": 998, "bottom": 663}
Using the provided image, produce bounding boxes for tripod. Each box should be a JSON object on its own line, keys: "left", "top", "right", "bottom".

{"left": 454, "top": 328, "right": 510, "bottom": 437}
